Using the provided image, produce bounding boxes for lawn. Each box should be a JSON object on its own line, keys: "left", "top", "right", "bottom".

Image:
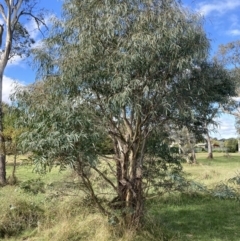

{"left": 0, "top": 152, "right": 240, "bottom": 240}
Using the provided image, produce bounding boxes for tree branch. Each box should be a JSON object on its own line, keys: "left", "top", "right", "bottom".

{"left": 4, "top": 0, "right": 10, "bottom": 8}
{"left": 123, "top": 107, "right": 133, "bottom": 138}
{"left": 17, "top": 11, "right": 48, "bottom": 35}
{"left": 92, "top": 166, "right": 118, "bottom": 193}
{"left": 0, "top": 4, "right": 7, "bottom": 23}
{"left": 11, "top": 0, "right": 23, "bottom": 23}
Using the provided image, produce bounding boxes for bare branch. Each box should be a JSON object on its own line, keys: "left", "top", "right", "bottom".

{"left": 15, "top": 11, "right": 48, "bottom": 36}
{"left": 4, "top": 0, "right": 10, "bottom": 8}
{"left": 11, "top": 0, "right": 23, "bottom": 24}
{"left": 0, "top": 4, "right": 7, "bottom": 23}
{"left": 221, "top": 104, "right": 240, "bottom": 118}
{"left": 0, "top": 25, "right": 4, "bottom": 47}
{"left": 92, "top": 166, "right": 117, "bottom": 192}
{"left": 123, "top": 107, "right": 133, "bottom": 138}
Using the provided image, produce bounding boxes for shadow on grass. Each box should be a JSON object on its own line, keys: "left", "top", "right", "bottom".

{"left": 148, "top": 194, "right": 240, "bottom": 241}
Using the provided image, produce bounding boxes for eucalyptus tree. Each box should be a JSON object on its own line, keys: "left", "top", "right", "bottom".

{"left": 224, "top": 138, "right": 238, "bottom": 153}
{"left": 216, "top": 41, "right": 240, "bottom": 87}
{"left": 170, "top": 126, "right": 197, "bottom": 163}
{"left": 0, "top": 0, "right": 46, "bottom": 185}
{"left": 216, "top": 41, "right": 240, "bottom": 136}
{"left": 202, "top": 108, "right": 220, "bottom": 159}
{"left": 15, "top": 0, "right": 235, "bottom": 226}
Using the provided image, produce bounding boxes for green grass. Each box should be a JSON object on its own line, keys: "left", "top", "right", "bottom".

{"left": 148, "top": 193, "right": 240, "bottom": 241}
{"left": 0, "top": 153, "right": 240, "bottom": 240}
{"left": 182, "top": 152, "right": 240, "bottom": 187}
{"left": 149, "top": 152, "right": 240, "bottom": 241}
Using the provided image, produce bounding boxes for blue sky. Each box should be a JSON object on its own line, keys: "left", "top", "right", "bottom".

{"left": 1, "top": 0, "right": 240, "bottom": 139}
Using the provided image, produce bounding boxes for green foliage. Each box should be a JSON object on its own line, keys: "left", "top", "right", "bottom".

{"left": 0, "top": 153, "right": 240, "bottom": 240}
{"left": 215, "top": 40, "right": 240, "bottom": 134}
{"left": 19, "top": 178, "right": 45, "bottom": 194}
{"left": 224, "top": 138, "right": 238, "bottom": 152}
{"left": 169, "top": 146, "right": 179, "bottom": 154}
{"left": 228, "top": 172, "right": 240, "bottom": 185}
{"left": 0, "top": 200, "right": 43, "bottom": 238}
{"left": 14, "top": 81, "right": 100, "bottom": 174}
{"left": 95, "top": 135, "right": 114, "bottom": 155}
{"left": 212, "top": 183, "right": 239, "bottom": 200}
{"left": 236, "top": 118, "right": 240, "bottom": 135}
{"left": 169, "top": 126, "right": 198, "bottom": 162}
{"left": 0, "top": 0, "right": 47, "bottom": 185}
{"left": 13, "top": 0, "right": 236, "bottom": 226}
{"left": 144, "top": 133, "right": 185, "bottom": 194}
{"left": 194, "top": 147, "right": 205, "bottom": 153}
{"left": 2, "top": 102, "right": 24, "bottom": 155}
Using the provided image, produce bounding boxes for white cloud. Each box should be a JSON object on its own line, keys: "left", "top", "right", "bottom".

{"left": 24, "top": 14, "right": 54, "bottom": 40}
{"left": 232, "top": 97, "right": 240, "bottom": 101}
{"left": 211, "top": 114, "right": 238, "bottom": 139}
{"left": 2, "top": 76, "right": 25, "bottom": 104}
{"left": 8, "top": 55, "right": 24, "bottom": 67}
{"left": 25, "top": 18, "right": 44, "bottom": 40}
{"left": 22, "top": 14, "right": 56, "bottom": 56}
{"left": 197, "top": 0, "right": 240, "bottom": 16}
{"left": 227, "top": 29, "right": 240, "bottom": 36}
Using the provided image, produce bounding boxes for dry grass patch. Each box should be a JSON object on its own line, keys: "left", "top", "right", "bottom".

{"left": 182, "top": 152, "right": 240, "bottom": 187}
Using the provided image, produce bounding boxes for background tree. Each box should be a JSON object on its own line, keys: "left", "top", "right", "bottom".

{"left": 216, "top": 41, "right": 240, "bottom": 135}
{"left": 203, "top": 110, "right": 219, "bottom": 160}
{"left": 14, "top": 0, "right": 235, "bottom": 227}
{"left": 2, "top": 102, "right": 24, "bottom": 184}
{"left": 2, "top": 102, "right": 19, "bottom": 155}
{"left": 216, "top": 41, "right": 240, "bottom": 88}
{"left": 170, "top": 126, "right": 197, "bottom": 163}
{"left": 224, "top": 138, "right": 238, "bottom": 153}
{"left": 0, "top": 0, "right": 46, "bottom": 185}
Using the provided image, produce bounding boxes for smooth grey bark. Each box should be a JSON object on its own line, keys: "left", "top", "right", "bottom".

{"left": 206, "top": 131, "right": 213, "bottom": 159}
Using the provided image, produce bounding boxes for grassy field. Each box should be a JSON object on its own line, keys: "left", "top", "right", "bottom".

{"left": 183, "top": 152, "right": 240, "bottom": 186}
{"left": 0, "top": 152, "right": 240, "bottom": 240}
{"left": 145, "top": 152, "right": 240, "bottom": 241}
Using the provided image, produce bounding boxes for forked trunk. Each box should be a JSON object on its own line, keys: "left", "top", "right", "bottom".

{"left": 115, "top": 142, "right": 144, "bottom": 228}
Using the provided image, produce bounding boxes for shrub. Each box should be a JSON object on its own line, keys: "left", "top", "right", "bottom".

{"left": 19, "top": 178, "right": 45, "bottom": 194}
{"left": 0, "top": 200, "right": 43, "bottom": 238}
{"left": 224, "top": 138, "right": 238, "bottom": 153}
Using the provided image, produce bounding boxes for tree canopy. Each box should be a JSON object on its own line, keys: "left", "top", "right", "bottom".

{"left": 216, "top": 40, "right": 240, "bottom": 135}
{"left": 14, "top": 0, "right": 235, "bottom": 227}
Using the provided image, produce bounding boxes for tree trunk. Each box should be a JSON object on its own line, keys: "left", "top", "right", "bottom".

{"left": 192, "top": 149, "right": 197, "bottom": 163}
{"left": 131, "top": 165, "right": 143, "bottom": 227}
{"left": 114, "top": 140, "right": 144, "bottom": 228}
{"left": 206, "top": 132, "right": 213, "bottom": 159}
{"left": 0, "top": 72, "right": 6, "bottom": 185}
{"left": 8, "top": 144, "right": 17, "bottom": 185}
{"left": 74, "top": 156, "right": 109, "bottom": 216}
